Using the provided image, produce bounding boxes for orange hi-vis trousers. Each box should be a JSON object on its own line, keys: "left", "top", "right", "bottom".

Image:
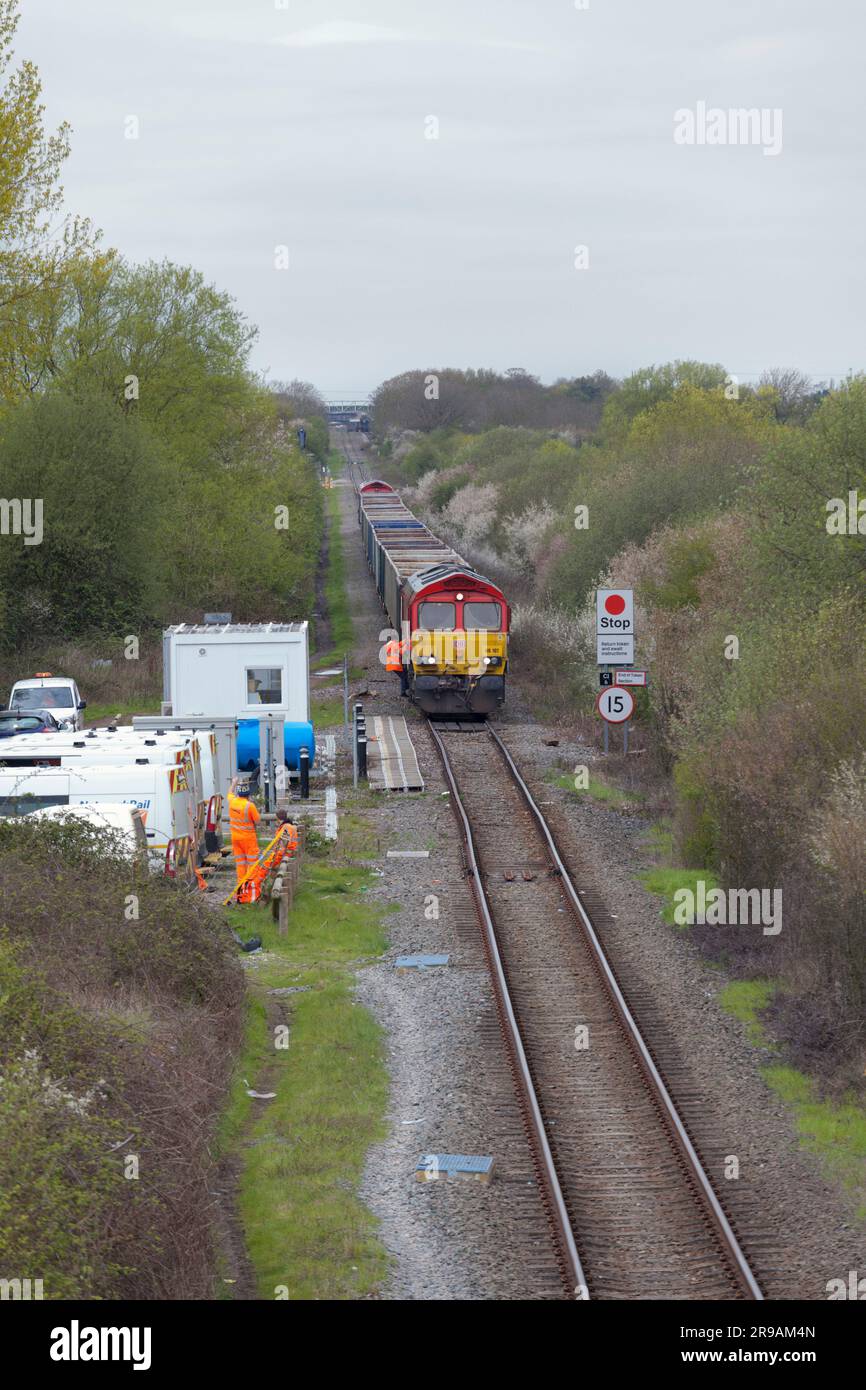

{"left": 228, "top": 793, "right": 261, "bottom": 901}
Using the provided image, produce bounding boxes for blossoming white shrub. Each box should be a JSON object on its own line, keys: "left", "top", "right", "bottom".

{"left": 442, "top": 482, "right": 500, "bottom": 546}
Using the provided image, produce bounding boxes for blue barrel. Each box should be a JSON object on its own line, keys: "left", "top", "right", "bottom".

{"left": 237, "top": 719, "right": 315, "bottom": 772}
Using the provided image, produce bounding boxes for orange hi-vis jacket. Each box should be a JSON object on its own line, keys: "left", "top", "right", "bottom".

{"left": 237, "top": 820, "right": 299, "bottom": 905}
{"left": 228, "top": 792, "right": 261, "bottom": 891}
{"left": 279, "top": 822, "right": 299, "bottom": 856}
{"left": 385, "top": 638, "right": 407, "bottom": 673}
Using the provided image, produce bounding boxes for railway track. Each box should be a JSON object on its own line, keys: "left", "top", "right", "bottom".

{"left": 428, "top": 718, "right": 764, "bottom": 1302}
{"left": 338, "top": 434, "right": 369, "bottom": 494}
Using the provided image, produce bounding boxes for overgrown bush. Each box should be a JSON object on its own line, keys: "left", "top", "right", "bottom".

{"left": 0, "top": 818, "right": 244, "bottom": 1298}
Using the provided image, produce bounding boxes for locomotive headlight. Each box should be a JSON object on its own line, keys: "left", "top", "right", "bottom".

{"left": 483, "top": 656, "right": 501, "bottom": 667}
{"left": 426, "top": 655, "right": 436, "bottom": 665}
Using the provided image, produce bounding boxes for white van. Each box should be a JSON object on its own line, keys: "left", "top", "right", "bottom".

{"left": 0, "top": 764, "right": 196, "bottom": 883}
{"left": 7, "top": 674, "right": 86, "bottom": 730}
{"left": 0, "top": 731, "right": 209, "bottom": 859}
{"left": 27, "top": 802, "right": 149, "bottom": 864}
{"left": 126, "top": 730, "right": 222, "bottom": 852}
{"left": 73, "top": 728, "right": 222, "bottom": 854}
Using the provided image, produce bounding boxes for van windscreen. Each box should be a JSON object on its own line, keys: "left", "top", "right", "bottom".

{"left": 12, "top": 687, "right": 73, "bottom": 709}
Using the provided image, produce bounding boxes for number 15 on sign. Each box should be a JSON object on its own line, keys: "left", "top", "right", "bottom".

{"left": 597, "top": 687, "right": 634, "bottom": 723}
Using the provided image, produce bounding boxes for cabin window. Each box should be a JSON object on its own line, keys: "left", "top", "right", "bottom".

{"left": 418, "top": 601, "right": 456, "bottom": 630}
{"left": 462, "top": 601, "right": 502, "bottom": 630}
{"left": 245, "top": 668, "right": 282, "bottom": 706}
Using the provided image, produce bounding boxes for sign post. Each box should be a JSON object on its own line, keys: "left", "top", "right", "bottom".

{"left": 596, "top": 589, "right": 636, "bottom": 753}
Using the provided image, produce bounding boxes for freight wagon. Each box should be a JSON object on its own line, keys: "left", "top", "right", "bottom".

{"left": 357, "top": 480, "right": 509, "bottom": 716}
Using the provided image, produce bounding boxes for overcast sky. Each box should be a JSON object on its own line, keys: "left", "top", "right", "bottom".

{"left": 18, "top": 0, "right": 865, "bottom": 395}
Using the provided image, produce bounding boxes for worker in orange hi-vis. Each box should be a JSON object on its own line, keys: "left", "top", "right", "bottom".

{"left": 384, "top": 635, "right": 409, "bottom": 695}
{"left": 228, "top": 778, "right": 261, "bottom": 903}
{"left": 241, "top": 809, "right": 299, "bottom": 904}
{"left": 273, "top": 808, "right": 299, "bottom": 857}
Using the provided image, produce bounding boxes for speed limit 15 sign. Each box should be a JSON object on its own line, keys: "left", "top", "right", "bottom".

{"left": 596, "top": 685, "right": 634, "bottom": 724}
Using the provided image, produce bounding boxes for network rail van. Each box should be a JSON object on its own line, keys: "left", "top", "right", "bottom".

{"left": 0, "top": 763, "right": 196, "bottom": 882}
{"left": 0, "top": 729, "right": 219, "bottom": 858}
{"left": 98, "top": 728, "right": 222, "bottom": 853}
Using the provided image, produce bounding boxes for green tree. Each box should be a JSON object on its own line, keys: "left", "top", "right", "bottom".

{"left": 599, "top": 360, "right": 729, "bottom": 441}
{"left": 752, "top": 375, "right": 866, "bottom": 602}
{"left": 0, "top": 387, "right": 166, "bottom": 646}
{"left": 0, "top": 0, "right": 95, "bottom": 402}
{"left": 552, "top": 387, "right": 773, "bottom": 601}
{"left": 6, "top": 254, "right": 258, "bottom": 465}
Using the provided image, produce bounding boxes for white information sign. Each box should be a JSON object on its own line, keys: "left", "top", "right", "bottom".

{"left": 597, "top": 634, "right": 634, "bottom": 665}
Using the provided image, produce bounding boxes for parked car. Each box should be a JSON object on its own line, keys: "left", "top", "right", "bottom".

{"left": 6, "top": 674, "right": 87, "bottom": 731}
{"left": 0, "top": 710, "right": 63, "bottom": 737}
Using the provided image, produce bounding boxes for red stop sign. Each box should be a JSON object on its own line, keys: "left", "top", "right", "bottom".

{"left": 605, "top": 594, "right": 626, "bottom": 615}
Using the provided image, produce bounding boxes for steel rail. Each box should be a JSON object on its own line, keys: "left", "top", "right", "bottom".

{"left": 428, "top": 720, "right": 589, "bottom": 1301}
{"left": 485, "top": 723, "right": 763, "bottom": 1301}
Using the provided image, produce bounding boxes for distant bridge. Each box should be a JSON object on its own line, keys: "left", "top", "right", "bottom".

{"left": 326, "top": 399, "right": 371, "bottom": 429}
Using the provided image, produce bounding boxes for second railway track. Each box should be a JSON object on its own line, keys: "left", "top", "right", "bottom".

{"left": 429, "top": 718, "right": 763, "bottom": 1302}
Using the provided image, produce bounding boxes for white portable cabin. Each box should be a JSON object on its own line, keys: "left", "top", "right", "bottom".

{"left": 162, "top": 623, "right": 310, "bottom": 723}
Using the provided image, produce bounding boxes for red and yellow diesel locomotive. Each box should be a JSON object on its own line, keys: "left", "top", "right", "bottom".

{"left": 358, "top": 480, "right": 509, "bottom": 717}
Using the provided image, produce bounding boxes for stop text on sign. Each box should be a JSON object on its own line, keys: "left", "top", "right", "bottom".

{"left": 596, "top": 589, "right": 634, "bottom": 634}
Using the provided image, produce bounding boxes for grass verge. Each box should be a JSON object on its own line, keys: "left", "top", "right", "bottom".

{"left": 547, "top": 768, "right": 645, "bottom": 812}
{"left": 638, "top": 865, "right": 720, "bottom": 927}
{"left": 218, "top": 855, "right": 391, "bottom": 1300}
{"left": 312, "top": 470, "right": 353, "bottom": 669}
{"left": 636, "top": 810, "right": 866, "bottom": 1219}
{"left": 763, "top": 1066, "right": 866, "bottom": 1219}
{"left": 85, "top": 700, "right": 161, "bottom": 726}
{"left": 311, "top": 692, "right": 349, "bottom": 729}
{"left": 718, "top": 979, "right": 777, "bottom": 1045}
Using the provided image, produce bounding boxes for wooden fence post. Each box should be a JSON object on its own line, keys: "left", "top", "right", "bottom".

{"left": 276, "top": 825, "right": 305, "bottom": 936}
